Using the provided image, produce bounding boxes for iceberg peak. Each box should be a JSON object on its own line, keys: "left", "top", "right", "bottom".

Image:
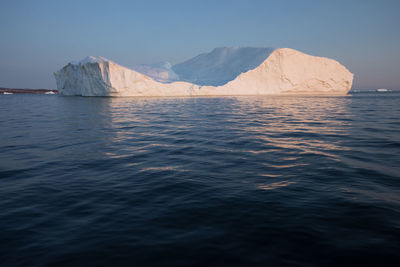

{"left": 70, "top": 56, "right": 111, "bottom": 65}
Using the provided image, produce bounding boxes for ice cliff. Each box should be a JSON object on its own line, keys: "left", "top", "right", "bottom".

{"left": 54, "top": 47, "right": 354, "bottom": 96}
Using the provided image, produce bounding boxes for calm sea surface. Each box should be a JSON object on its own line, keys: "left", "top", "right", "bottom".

{"left": 0, "top": 92, "right": 399, "bottom": 266}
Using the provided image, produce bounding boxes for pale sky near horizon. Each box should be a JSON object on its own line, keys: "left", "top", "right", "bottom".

{"left": 0, "top": 0, "right": 399, "bottom": 90}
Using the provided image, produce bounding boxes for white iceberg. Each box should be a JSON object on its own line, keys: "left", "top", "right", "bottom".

{"left": 376, "top": 88, "right": 390, "bottom": 92}
{"left": 54, "top": 47, "right": 354, "bottom": 97}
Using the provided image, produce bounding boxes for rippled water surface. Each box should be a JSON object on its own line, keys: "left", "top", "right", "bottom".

{"left": 1, "top": 93, "right": 400, "bottom": 266}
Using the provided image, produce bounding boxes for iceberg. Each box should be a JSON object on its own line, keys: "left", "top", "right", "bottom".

{"left": 376, "top": 88, "right": 390, "bottom": 92}
{"left": 54, "top": 47, "right": 353, "bottom": 96}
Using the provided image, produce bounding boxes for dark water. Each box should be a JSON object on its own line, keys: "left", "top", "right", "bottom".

{"left": 1, "top": 92, "right": 399, "bottom": 266}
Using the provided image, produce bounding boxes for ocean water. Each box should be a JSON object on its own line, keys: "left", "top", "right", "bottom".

{"left": 0, "top": 92, "right": 399, "bottom": 266}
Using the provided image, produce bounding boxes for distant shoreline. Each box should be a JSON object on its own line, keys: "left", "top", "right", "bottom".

{"left": 0, "top": 88, "right": 57, "bottom": 94}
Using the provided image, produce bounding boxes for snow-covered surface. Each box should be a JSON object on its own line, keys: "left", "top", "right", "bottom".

{"left": 54, "top": 47, "right": 354, "bottom": 96}
{"left": 131, "top": 61, "right": 180, "bottom": 83}
{"left": 172, "top": 47, "right": 276, "bottom": 86}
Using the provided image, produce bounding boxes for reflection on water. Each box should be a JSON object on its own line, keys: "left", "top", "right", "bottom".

{"left": 257, "top": 180, "right": 297, "bottom": 190}
{"left": 54, "top": 95, "right": 399, "bottom": 191}
{"left": 65, "top": 94, "right": 398, "bottom": 195}
{"left": 95, "top": 96, "right": 354, "bottom": 185}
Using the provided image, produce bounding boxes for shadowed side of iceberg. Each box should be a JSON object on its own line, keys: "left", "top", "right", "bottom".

{"left": 130, "top": 61, "right": 180, "bottom": 83}
{"left": 172, "top": 47, "right": 277, "bottom": 86}
{"left": 54, "top": 61, "right": 113, "bottom": 96}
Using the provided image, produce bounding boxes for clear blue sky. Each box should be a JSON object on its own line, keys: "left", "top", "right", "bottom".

{"left": 0, "top": 0, "right": 399, "bottom": 90}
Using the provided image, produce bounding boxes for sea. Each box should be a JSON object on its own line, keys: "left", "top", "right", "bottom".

{"left": 0, "top": 92, "right": 399, "bottom": 266}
